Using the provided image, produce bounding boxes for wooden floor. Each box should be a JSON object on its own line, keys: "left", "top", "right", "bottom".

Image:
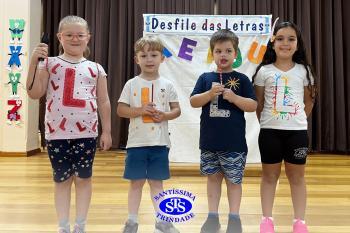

{"left": 0, "top": 151, "right": 349, "bottom": 233}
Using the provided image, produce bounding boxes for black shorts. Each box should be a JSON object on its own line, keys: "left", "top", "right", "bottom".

{"left": 258, "top": 129, "right": 309, "bottom": 164}
{"left": 46, "top": 137, "right": 97, "bottom": 182}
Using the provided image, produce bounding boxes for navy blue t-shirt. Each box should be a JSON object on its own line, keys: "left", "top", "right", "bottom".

{"left": 191, "top": 71, "right": 256, "bottom": 152}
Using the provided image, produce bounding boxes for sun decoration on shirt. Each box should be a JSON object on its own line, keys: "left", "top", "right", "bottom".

{"left": 226, "top": 77, "right": 240, "bottom": 90}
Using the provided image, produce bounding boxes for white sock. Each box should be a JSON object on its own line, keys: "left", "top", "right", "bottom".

{"left": 128, "top": 214, "right": 138, "bottom": 223}
{"left": 262, "top": 216, "right": 273, "bottom": 221}
{"left": 294, "top": 219, "right": 306, "bottom": 224}
{"left": 75, "top": 217, "right": 86, "bottom": 230}
{"left": 58, "top": 219, "right": 70, "bottom": 232}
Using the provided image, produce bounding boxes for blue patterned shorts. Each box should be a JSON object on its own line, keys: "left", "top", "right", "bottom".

{"left": 46, "top": 138, "right": 97, "bottom": 182}
{"left": 200, "top": 150, "right": 247, "bottom": 184}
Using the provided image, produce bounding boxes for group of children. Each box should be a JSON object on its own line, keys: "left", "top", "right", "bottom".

{"left": 26, "top": 15, "right": 315, "bottom": 233}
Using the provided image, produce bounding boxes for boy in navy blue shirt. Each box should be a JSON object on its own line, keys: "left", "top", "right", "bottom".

{"left": 190, "top": 29, "right": 257, "bottom": 233}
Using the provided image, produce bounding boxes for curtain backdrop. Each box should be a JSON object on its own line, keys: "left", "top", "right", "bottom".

{"left": 41, "top": 0, "right": 349, "bottom": 154}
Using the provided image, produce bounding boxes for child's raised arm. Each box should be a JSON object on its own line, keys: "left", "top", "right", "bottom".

{"left": 117, "top": 102, "right": 157, "bottom": 119}
{"left": 190, "top": 83, "right": 225, "bottom": 108}
{"left": 222, "top": 88, "right": 257, "bottom": 112}
{"left": 152, "top": 102, "right": 181, "bottom": 123}
{"left": 96, "top": 75, "right": 112, "bottom": 151}
{"left": 26, "top": 43, "right": 49, "bottom": 99}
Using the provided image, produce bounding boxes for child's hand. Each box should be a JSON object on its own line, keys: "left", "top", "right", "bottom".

{"left": 99, "top": 132, "right": 112, "bottom": 151}
{"left": 141, "top": 103, "right": 157, "bottom": 116}
{"left": 209, "top": 83, "right": 225, "bottom": 99}
{"left": 152, "top": 110, "right": 166, "bottom": 123}
{"left": 223, "top": 88, "right": 237, "bottom": 103}
{"left": 30, "top": 43, "right": 48, "bottom": 64}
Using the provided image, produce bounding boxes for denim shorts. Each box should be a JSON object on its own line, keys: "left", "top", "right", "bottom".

{"left": 124, "top": 146, "right": 170, "bottom": 180}
{"left": 46, "top": 137, "right": 97, "bottom": 182}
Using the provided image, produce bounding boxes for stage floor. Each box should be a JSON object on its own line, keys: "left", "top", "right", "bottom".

{"left": 0, "top": 151, "right": 349, "bottom": 233}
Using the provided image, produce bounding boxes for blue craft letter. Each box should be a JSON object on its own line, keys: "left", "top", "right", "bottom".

{"left": 163, "top": 47, "right": 172, "bottom": 58}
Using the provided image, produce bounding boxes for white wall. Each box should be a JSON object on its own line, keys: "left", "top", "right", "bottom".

{"left": 0, "top": 0, "right": 41, "bottom": 153}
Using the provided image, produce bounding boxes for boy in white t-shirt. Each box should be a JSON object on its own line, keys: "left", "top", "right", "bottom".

{"left": 117, "top": 36, "right": 181, "bottom": 233}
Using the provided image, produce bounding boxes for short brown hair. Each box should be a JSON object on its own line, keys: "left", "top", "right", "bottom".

{"left": 210, "top": 29, "right": 239, "bottom": 53}
{"left": 134, "top": 36, "right": 164, "bottom": 54}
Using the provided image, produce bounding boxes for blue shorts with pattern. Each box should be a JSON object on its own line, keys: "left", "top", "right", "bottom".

{"left": 124, "top": 146, "right": 170, "bottom": 180}
{"left": 46, "top": 138, "right": 97, "bottom": 183}
{"left": 200, "top": 150, "right": 247, "bottom": 184}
